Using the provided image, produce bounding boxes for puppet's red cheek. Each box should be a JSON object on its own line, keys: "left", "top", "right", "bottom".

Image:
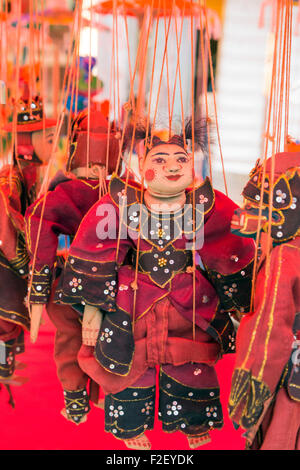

{"left": 145, "top": 169, "right": 155, "bottom": 182}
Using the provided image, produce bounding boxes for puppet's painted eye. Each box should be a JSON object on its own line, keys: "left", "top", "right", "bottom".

{"left": 153, "top": 157, "right": 166, "bottom": 164}
{"left": 177, "top": 156, "right": 188, "bottom": 163}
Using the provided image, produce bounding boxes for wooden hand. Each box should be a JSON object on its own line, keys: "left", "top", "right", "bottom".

{"left": 82, "top": 305, "right": 103, "bottom": 346}
{"left": 30, "top": 304, "right": 44, "bottom": 343}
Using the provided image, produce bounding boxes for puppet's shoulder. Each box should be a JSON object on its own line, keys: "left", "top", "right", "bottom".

{"left": 108, "top": 173, "right": 142, "bottom": 207}
{"left": 185, "top": 177, "right": 215, "bottom": 216}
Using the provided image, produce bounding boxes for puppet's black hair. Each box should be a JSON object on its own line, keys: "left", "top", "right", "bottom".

{"left": 123, "top": 116, "right": 209, "bottom": 154}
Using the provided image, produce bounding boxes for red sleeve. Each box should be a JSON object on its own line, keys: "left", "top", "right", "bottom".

{"left": 229, "top": 243, "right": 298, "bottom": 429}
{"left": 56, "top": 193, "right": 134, "bottom": 312}
{"left": 199, "top": 190, "right": 255, "bottom": 313}
{"left": 0, "top": 166, "right": 29, "bottom": 276}
{"left": 25, "top": 179, "right": 100, "bottom": 303}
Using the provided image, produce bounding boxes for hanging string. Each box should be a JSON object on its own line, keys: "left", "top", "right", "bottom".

{"left": 115, "top": 1, "right": 155, "bottom": 332}
{"left": 203, "top": 0, "right": 228, "bottom": 195}
{"left": 258, "top": 0, "right": 293, "bottom": 381}
{"left": 149, "top": 2, "right": 173, "bottom": 142}
{"left": 189, "top": 0, "right": 197, "bottom": 342}
{"left": 162, "top": 0, "right": 172, "bottom": 135}
{"left": 115, "top": 3, "right": 121, "bottom": 126}
{"left": 198, "top": 4, "right": 212, "bottom": 181}
{"left": 172, "top": 4, "right": 186, "bottom": 146}
{"left": 86, "top": 0, "right": 93, "bottom": 178}
{"left": 114, "top": 6, "right": 149, "bottom": 175}
{"left": 171, "top": 4, "right": 186, "bottom": 145}
{"left": 242, "top": 0, "right": 293, "bottom": 373}
{"left": 28, "top": 0, "right": 84, "bottom": 307}
{"left": 248, "top": 0, "right": 282, "bottom": 316}
{"left": 10, "top": 0, "right": 22, "bottom": 194}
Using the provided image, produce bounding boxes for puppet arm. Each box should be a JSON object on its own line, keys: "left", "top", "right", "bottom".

{"left": 228, "top": 243, "right": 297, "bottom": 430}
{"left": 0, "top": 169, "right": 29, "bottom": 276}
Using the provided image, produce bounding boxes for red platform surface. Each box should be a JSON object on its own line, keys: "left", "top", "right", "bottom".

{"left": 0, "top": 315, "right": 245, "bottom": 450}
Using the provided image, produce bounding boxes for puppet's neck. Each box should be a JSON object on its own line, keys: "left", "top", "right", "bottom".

{"left": 144, "top": 189, "right": 186, "bottom": 213}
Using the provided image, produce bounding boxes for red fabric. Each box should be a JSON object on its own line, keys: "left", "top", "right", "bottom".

{"left": 0, "top": 318, "right": 21, "bottom": 343}
{"left": 265, "top": 151, "right": 300, "bottom": 173}
{"left": 252, "top": 388, "right": 300, "bottom": 450}
{"left": 78, "top": 297, "right": 220, "bottom": 395}
{"left": 0, "top": 315, "right": 245, "bottom": 450}
{"left": 233, "top": 238, "right": 300, "bottom": 399}
{"left": 0, "top": 166, "right": 24, "bottom": 262}
{"left": 69, "top": 132, "right": 119, "bottom": 172}
{"left": 25, "top": 178, "right": 101, "bottom": 273}
{"left": 46, "top": 299, "right": 88, "bottom": 392}
{"left": 61, "top": 187, "right": 254, "bottom": 322}
{"left": 229, "top": 237, "right": 300, "bottom": 449}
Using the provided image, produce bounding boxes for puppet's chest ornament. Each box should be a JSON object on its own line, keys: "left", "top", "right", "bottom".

{"left": 109, "top": 175, "right": 215, "bottom": 286}
{"left": 133, "top": 244, "right": 193, "bottom": 287}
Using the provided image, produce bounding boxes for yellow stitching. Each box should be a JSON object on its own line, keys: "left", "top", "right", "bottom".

{"left": 258, "top": 245, "right": 283, "bottom": 380}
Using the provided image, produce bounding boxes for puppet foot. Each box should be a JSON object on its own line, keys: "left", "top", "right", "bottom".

{"left": 187, "top": 432, "right": 211, "bottom": 449}
{"left": 61, "top": 407, "right": 87, "bottom": 425}
{"left": 93, "top": 397, "right": 105, "bottom": 409}
{"left": 123, "top": 434, "right": 151, "bottom": 450}
{"left": 0, "top": 374, "right": 29, "bottom": 386}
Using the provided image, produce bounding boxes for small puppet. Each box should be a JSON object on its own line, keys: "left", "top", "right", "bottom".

{"left": 25, "top": 108, "right": 120, "bottom": 424}
{"left": 229, "top": 151, "right": 300, "bottom": 450}
{"left": 0, "top": 91, "right": 56, "bottom": 389}
{"left": 55, "top": 119, "right": 255, "bottom": 449}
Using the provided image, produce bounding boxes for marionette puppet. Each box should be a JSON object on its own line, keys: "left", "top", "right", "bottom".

{"left": 0, "top": 92, "right": 56, "bottom": 393}
{"left": 25, "top": 108, "right": 120, "bottom": 424}
{"left": 55, "top": 119, "right": 255, "bottom": 449}
{"left": 228, "top": 151, "right": 300, "bottom": 450}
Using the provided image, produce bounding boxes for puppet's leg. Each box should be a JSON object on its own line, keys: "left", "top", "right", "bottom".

{"left": 249, "top": 386, "right": 300, "bottom": 450}
{"left": 104, "top": 368, "right": 156, "bottom": 449}
{"left": 159, "top": 363, "right": 223, "bottom": 449}
{"left": 0, "top": 318, "right": 22, "bottom": 382}
{"left": 46, "top": 298, "right": 95, "bottom": 424}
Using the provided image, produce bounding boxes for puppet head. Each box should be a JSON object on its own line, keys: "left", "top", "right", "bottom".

{"left": 126, "top": 118, "right": 207, "bottom": 197}
{"left": 231, "top": 152, "right": 300, "bottom": 243}
{"left": 66, "top": 109, "right": 120, "bottom": 175}
{"left": 5, "top": 93, "right": 57, "bottom": 165}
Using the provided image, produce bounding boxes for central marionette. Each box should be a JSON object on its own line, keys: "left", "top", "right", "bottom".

{"left": 56, "top": 119, "right": 254, "bottom": 449}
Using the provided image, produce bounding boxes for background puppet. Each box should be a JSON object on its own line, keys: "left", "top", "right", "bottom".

{"left": 55, "top": 119, "right": 255, "bottom": 450}
{"left": 0, "top": 90, "right": 55, "bottom": 392}
{"left": 228, "top": 151, "right": 300, "bottom": 450}
{"left": 25, "top": 108, "right": 120, "bottom": 424}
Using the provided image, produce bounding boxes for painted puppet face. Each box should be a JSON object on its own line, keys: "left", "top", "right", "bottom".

{"left": 141, "top": 143, "right": 194, "bottom": 196}
{"left": 31, "top": 127, "right": 55, "bottom": 163}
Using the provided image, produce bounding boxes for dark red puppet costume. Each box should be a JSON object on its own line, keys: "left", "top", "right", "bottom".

{"left": 229, "top": 152, "right": 300, "bottom": 450}
{"left": 0, "top": 94, "right": 56, "bottom": 384}
{"left": 55, "top": 124, "right": 255, "bottom": 443}
{"left": 25, "top": 109, "right": 120, "bottom": 423}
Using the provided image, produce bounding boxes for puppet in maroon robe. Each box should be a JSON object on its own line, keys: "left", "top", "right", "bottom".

{"left": 0, "top": 92, "right": 56, "bottom": 391}
{"left": 56, "top": 120, "right": 255, "bottom": 449}
{"left": 25, "top": 108, "right": 120, "bottom": 424}
{"left": 229, "top": 152, "right": 300, "bottom": 450}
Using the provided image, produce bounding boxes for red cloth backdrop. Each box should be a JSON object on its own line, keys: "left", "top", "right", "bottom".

{"left": 0, "top": 315, "right": 244, "bottom": 450}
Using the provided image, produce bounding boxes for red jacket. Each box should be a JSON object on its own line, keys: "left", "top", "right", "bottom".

{"left": 229, "top": 237, "right": 300, "bottom": 429}
{"left": 25, "top": 175, "right": 103, "bottom": 304}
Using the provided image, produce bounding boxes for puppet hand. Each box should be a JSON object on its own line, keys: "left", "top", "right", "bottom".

{"left": 30, "top": 304, "right": 44, "bottom": 343}
{"left": 82, "top": 305, "right": 103, "bottom": 346}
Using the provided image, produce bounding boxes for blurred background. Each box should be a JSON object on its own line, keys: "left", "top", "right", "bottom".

{"left": 2, "top": 0, "right": 300, "bottom": 203}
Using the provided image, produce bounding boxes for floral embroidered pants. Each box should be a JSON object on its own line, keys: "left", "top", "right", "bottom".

{"left": 105, "top": 362, "right": 223, "bottom": 440}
